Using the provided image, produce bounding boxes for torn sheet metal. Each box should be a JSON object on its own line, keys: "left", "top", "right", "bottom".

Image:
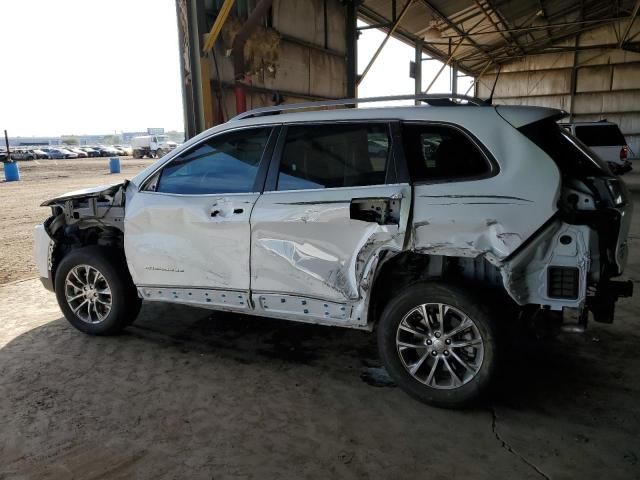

{"left": 41, "top": 182, "right": 126, "bottom": 207}
{"left": 410, "top": 115, "right": 562, "bottom": 265}
{"left": 249, "top": 185, "right": 411, "bottom": 325}
{"left": 500, "top": 221, "right": 592, "bottom": 309}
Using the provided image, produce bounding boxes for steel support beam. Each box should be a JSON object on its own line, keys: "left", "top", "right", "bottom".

{"left": 357, "top": 5, "right": 471, "bottom": 75}
{"left": 620, "top": 0, "right": 640, "bottom": 48}
{"left": 569, "top": 35, "right": 579, "bottom": 122}
{"left": 424, "top": 38, "right": 464, "bottom": 93}
{"left": 203, "top": 0, "right": 236, "bottom": 52}
{"left": 465, "top": 61, "right": 491, "bottom": 96}
{"left": 414, "top": 38, "right": 423, "bottom": 104}
{"left": 358, "top": 0, "right": 414, "bottom": 86}
{"left": 346, "top": 0, "right": 358, "bottom": 98}
{"left": 451, "top": 65, "right": 458, "bottom": 95}
{"left": 419, "top": 0, "right": 498, "bottom": 67}
{"left": 177, "top": 0, "right": 206, "bottom": 138}
{"left": 175, "top": 0, "right": 197, "bottom": 139}
{"left": 442, "top": 16, "right": 628, "bottom": 38}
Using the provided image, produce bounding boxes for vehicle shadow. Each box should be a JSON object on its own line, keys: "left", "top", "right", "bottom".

{"left": 3, "top": 299, "right": 638, "bottom": 411}
{"left": 2, "top": 300, "right": 638, "bottom": 478}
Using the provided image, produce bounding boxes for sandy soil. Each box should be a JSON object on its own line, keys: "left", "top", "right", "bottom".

{"left": 0, "top": 158, "right": 154, "bottom": 284}
{"left": 1, "top": 277, "right": 639, "bottom": 479}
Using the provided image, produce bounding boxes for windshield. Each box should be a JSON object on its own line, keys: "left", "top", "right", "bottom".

{"left": 519, "top": 119, "right": 612, "bottom": 177}
{"left": 574, "top": 124, "right": 626, "bottom": 146}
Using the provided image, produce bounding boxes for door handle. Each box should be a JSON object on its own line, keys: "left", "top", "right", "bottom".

{"left": 211, "top": 209, "right": 221, "bottom": 217}
{"left": 233, "top": 208, "right": 244, "bottom": 214}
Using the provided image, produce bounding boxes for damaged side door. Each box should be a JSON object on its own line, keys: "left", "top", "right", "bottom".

{"left": 249, "top": 121, "right": 410, "bottom": 327}
{"left": 124, "top": 126, "right": 276, "bottom": 309}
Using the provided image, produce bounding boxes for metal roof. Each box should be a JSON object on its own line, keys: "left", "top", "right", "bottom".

{"left": 358, "top": 0, "right": 640, "bottom": 75}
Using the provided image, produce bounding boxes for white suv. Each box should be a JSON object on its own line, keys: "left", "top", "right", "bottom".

{"left": 561, "top": 121, "right": 632, "bottom": 174}
{"left": 33, "top": 95, "right": 634, "bottom": 408}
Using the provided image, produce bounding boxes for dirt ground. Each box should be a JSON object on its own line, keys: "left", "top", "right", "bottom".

{"left": 1, "top": 161, "right": 639, "bottom": 479}
{"left": 0, "top": 158, "right": 154, "bottom": 284}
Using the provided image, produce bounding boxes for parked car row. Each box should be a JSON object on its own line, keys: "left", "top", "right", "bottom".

{"left": 1, "top": 145, "right": 133, "bottom": 160}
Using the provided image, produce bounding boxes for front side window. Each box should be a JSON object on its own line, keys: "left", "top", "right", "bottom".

{"left": 155, "top": 127, "right": 271, "bottom": 195}
{"left": 277, "top": 123, "right": 390, "bottom": 191}
{"left": 402, "top": 123, "right": 491, "bottom": 182}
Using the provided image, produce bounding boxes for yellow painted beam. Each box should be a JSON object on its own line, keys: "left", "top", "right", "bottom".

{"left": 200, "top": 57, "right": 215, "bottom": 128}
{"left": 203, "top": 0, "right": 236, "bottom": 53}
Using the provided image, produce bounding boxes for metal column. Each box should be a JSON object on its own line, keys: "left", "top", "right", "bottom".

{"left": 414, "top": 39, "right": 422, "bottom": 105}
{"left": 451, "top": 65, "right": 458, "bottom": 94}
{"left": 175, "top": 0, "right": 206, "bottom": 139}
{"left": 346, "top": 0, "right": 358, "bottom": 98}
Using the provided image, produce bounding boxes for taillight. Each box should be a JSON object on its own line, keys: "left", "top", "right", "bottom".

{"left": 620, "top": 146, "right": 628, "bottom": 160}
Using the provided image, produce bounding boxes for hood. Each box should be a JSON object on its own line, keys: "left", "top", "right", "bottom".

{"left": 41, "top": 182, "right": 125, "bottom": 206}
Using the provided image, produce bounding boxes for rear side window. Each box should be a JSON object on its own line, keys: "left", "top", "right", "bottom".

{"left": 519, "top": 120, "right": 611, "bottom": 177}
{"left": 155, "top": 127, "right": 271, "bottom": 194}
{"left": 574, "top": 124, "right": 626, "bottom": 147}
{"left": 277, "top": 123, "right": 390, "bottom": 190}
{"left": 402, "top": 124, "right": 491, "bottom": 182}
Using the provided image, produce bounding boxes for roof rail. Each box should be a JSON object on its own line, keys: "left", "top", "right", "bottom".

{"left": 230, "top": 93, "right": 489, "bottom": 121}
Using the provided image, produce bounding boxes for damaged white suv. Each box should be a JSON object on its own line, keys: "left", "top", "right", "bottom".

{"left": 33, "top": 95, "right": 633, "bottom": 408}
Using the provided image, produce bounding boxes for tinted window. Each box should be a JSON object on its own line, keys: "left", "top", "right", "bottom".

{"left": 519, "top": 120, "right": 611, "bottom": 177}
{"left": 277, "top": 124, "right": 390, "bottom": 190}
{"left": 156, "top": 128, "right": 271, "bottom": 194}
{"left": 402, "top": 124, "right": 490, "bottom": 182}
{"left": 574, "top": 124, "right": 626, "bottom": 147}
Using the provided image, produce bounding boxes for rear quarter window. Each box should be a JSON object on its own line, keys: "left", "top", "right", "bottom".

{"left": 402, "top": 123, "right": 492, "bottom": 183}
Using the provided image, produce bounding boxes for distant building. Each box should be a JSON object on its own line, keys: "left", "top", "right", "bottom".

{"left": 9, "top": 130, "right": 184, "bottom": 146}
{"left": 10, "top": 136, "right": 60, "bottom": 146}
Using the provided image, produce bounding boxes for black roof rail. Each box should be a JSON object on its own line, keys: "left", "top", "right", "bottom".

{"left": 230, "top": 93, "right": 490, "bottom": 121}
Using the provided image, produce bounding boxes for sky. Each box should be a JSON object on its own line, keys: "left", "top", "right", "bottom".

{"left": 0, "top": 0, "right": 184, "bottom": 137}
{"left": 0, "top": 2, "right": 472, "bottom": 137}
{"left": 357, "top": 21, "right": 474, "bottom": 104}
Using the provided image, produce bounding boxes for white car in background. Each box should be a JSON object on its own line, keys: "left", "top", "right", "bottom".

{"left": 33, "top": 95, "right": 634, "bottom": 408}
{"left": 561, "top": 121, "right": 632, "bottom": 174}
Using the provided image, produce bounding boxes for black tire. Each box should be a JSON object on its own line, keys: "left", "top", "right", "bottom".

{"left": 54, "top": 246, "right": 142, "bottom": 335}
{"left": 377, "top": 282, "right": 498, "bottom": 408}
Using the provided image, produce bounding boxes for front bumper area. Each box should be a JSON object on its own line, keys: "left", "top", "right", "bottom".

{"left": 33, "top": 224, "right": 54, "bottom": 291}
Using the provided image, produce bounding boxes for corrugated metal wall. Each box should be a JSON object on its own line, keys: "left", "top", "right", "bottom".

{"left": 208, "top": 0, "right": 347, "bottom": 122}
{"left": 477, "top": 21, "right": 640, "bottom": 155}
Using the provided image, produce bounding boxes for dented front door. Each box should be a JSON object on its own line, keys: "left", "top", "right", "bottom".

{"left": 124, "top": 127, "right": 275, "bottom": 306}
{"left": 249, "top": 122, "right": 410, "bottom": 324}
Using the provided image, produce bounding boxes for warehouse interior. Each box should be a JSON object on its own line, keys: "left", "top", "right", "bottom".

{"left": 177, "top": 0, "right": 640, "bottom": 152}
{"left": 3, "top": 1, "right": 640, "bottom": 477}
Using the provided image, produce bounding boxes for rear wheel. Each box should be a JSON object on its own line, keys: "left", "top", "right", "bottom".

{"left": 54, "top": 246, "right": 142, "bottom": 335}
{"left": 377, "top": 282, "right": 498, "bottom": 408}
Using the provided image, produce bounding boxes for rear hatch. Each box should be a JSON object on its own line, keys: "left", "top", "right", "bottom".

{"left": 500, "top": 107, "right": 631, "bottom": 278}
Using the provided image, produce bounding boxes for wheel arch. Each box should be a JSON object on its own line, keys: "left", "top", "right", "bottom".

{"left": 366, "top": 251, "right": 513, "bottom": 330}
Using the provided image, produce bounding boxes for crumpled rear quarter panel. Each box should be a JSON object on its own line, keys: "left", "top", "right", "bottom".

{"left": 411, "top": 109, "right": 561, "bottom": 263}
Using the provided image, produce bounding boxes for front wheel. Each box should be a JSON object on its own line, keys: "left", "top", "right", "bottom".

{"left": 377, "top": 283, "right": 498, "bottom": 408}
{"left": 54, "top": 246, "right": 142, "bottom": 335}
